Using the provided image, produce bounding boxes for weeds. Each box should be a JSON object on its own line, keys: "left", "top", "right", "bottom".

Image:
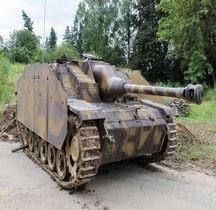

{"left": 0, "top": 56, "right": 24, "bottom": 112}
{"left": 178, "top": 141, "right": 216, "bottom": 161}
{"left": 0, "top": 55, "right": 11, "bottom": 104}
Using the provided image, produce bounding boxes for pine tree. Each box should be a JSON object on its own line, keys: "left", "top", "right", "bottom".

{"left": 48, "top": 27, "right": 57, "bottom": 49}
{"left": 63, "top": 26, "right": 72, "bottom": 44}
{"left": 22, "top": 10, "right": 34, "bottom": 32}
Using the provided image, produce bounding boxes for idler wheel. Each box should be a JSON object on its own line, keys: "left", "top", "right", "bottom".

{"left": 34, "top": 136, "right": 40, "bottom": 158}
{"left": 40, "top": 140, "right": 48, "bottom": 164}
{"left": 28, "top": 131, "right": 35, "bottom": 152}
{"left": 56, "top": 149, "right": 69, "bottom": 181}
{"left": 47, "top": 144, "right": 56, "bottom": 171}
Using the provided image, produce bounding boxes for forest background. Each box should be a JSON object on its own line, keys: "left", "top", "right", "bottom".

{"left": 0, "top": 0, "right": 216, "bottom": 108}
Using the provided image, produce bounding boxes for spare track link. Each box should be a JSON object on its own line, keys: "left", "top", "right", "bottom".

{"left": 165, "top": 117, "right": 178, "bottom": 156}
{"left": 17, "top": 117, "right": 101, "bottom": 190}
{"left": 133, "top": 117, "right": 178, "bottom": 166}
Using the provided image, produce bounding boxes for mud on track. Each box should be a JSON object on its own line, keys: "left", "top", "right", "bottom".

{"left": 0, "top": 141, "right": 216, "bottom": 210}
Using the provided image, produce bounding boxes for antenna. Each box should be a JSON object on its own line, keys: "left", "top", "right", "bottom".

{"left": 42, "top": 0, "right": 47, "bottom": 63}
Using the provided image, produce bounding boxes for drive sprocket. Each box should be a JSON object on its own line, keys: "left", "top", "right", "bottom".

{"left": 66, "top": 115, "right": 101, "bottom": 188}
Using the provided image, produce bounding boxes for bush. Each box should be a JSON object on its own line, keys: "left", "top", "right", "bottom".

{"left": 154, "top": 81, "right": 183, "bottom": 87}
{"left": 43, "top": 43, "right": 80, "bottom": 63}
{"left": 0, "top": 55, "right": 11, "bottom": 104}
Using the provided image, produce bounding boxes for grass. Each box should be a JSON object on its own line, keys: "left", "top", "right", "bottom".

{"left": 0, "top": 61, "right": 24, "bottom": 117}
{"left": 178, "top": 142, "right": 216, "bottom": 161}
{"left": 175, "top": 101, "right": 216, "bottom": 124}
{"left": 174, "top": 88, "right": 216, "bottom": 162}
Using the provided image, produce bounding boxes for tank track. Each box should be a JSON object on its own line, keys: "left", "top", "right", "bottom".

{"left": 133, "top": 117, "right": 178, "bottom": 165}
{"left": 17, "top": 117, "right": 101, "bottom": 190}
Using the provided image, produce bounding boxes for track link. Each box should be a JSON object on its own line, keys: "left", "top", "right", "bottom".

{"left": 165, "top": 118, "right": 178, "bottom": 156}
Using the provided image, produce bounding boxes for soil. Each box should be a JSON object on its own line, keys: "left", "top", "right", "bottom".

{"left": 0, "top": 103, "right": 18, "bottom": 142}
{"left": 162, "top": 120, "right": 216, "bottom": 176}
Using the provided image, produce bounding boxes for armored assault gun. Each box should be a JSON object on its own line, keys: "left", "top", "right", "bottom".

{"left": 17, "top": 55, "right": 203, "bottom": 189}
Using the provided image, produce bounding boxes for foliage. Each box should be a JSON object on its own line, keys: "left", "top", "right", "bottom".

{"left": 48, "top": 27, "right": 57, "bottom": 49}
{"left": 130, "top": 0, "right": 184, "bottom": 83}
{"left": 72, "top": 0, "right": 126, "bottom": 65}
{"left": 0, "top": 35, "right": 4, "bottom": 48}
{"left": 63, "top": 26, "right": 73, "bottom": 44}
{"left": 175, "top": 101, "right": 216, "bottom": 124}
{"left": 118, "top": 0, "right": 136, "bottom": 63}
{"left": 7, "top": 29, "right": 38, "bottom": 64}
{"left": 157, "top": 0, "right": 216, "bottom": 89}
{"left": 1, "top": 1, "right": 216, "bottom": 91}
{"left": 178, "top": 142, "right": 216, "bottom": 161}
{"left": 43, "top": 43, "right": 80, "bottom": 63}
{"left": 203, "top": 88, "right": 216, "bottom": 101}
{"left": 0, "top": 55, "right": 11, "bottom": 104}
{"left": 22, "top": 10, "right": 34, "bottom": 32}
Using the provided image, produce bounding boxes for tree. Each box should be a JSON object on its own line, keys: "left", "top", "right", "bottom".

{"left": 7, "top": 29, "right": 38, "bottom": 63}
{"left": 0, "top": 35, "right": 6, "bottom": 55}
{"left": 63, "top": 26, "right": 72, "bottom": 44}
{"left": 130, "top": 0, "right": 180, "bottom": 83}
{"left": 119, "top": 0, "right": 136, "bottom": 63}
{"left": 48, "top": 27, "right": 57, "bottom": 49}
{"left": 0, "top": 35, "right": 4, "bottom": 48}
{"left": 72, "top": 0, "right": 125, "bottom": 65}
{"left": 22, "top": 10, "right": 34, "bottom": 32}
{"left": 157, "top": 0, "right": 216, "bottom": 89}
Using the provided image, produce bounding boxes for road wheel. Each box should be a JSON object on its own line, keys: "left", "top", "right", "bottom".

{"left": 34, "top": 136, "right": 40, "bottom": 158}
{"left": 40, "top": 140, "right": 48, "bottom": 164}
{"left": 56, "top": 149, "right": 69, "bottom": 181}
{"left": 28, "top": 131, "right": 35, "bottom": 152}
{"left": 47, "top": 144, "right": 56, "bottom": 171}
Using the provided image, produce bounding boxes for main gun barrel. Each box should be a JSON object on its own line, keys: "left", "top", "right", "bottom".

{"left": 124, "top": 84, "right": 203, "bottom": 105}
{"left": 91, "top": 63, "right": 203, "bottom": 104}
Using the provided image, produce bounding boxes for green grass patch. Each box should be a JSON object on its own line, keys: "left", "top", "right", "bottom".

{"left": 177, "top": 140, "right": 216, "bottom": 161}
{"left": 0, "top": 59, "right": 25, "bottom": 113}
{"left": 207, "top": 144, "right": 216, "bottom": 150}
{"left": 175, "top": 101, "right": 216, "bottom": 124}
{"left": 178, "top": 143, "right": 216, "bottom": 161}
{"left": 204, "top": 88, "right": 216, "bottom": 101}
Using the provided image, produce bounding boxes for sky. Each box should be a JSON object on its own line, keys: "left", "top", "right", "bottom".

{"left": 0, "top": 0, "right": 81, "bottom": 44}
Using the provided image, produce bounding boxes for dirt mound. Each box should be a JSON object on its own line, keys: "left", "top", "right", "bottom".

{"left": 162, "top": 121, "right": 216, "bottom": 176}
{"left": 181, "top": 121, "right": 216, "bottom": 143}
{"left": 0, "top": 103, "right": 19, "bottom": 142}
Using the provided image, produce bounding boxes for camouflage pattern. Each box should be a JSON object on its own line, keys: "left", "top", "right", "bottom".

{"left": 17, "top": 64, "right": 67, "bottom": 149}
{"left": 17, "top": 57, "right": 203, "bottom": 165}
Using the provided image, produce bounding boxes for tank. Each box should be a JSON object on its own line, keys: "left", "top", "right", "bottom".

{"left": 17, "top": 55, "right": 203, "bottom": 189}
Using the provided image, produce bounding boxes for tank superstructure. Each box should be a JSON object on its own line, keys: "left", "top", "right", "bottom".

{"left": 17, "top": 55, "right": 203, "bottom": 189}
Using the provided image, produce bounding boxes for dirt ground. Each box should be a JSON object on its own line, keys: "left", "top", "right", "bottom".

{"left": 162, "top": 121, "right": 216, "bottom": 176}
